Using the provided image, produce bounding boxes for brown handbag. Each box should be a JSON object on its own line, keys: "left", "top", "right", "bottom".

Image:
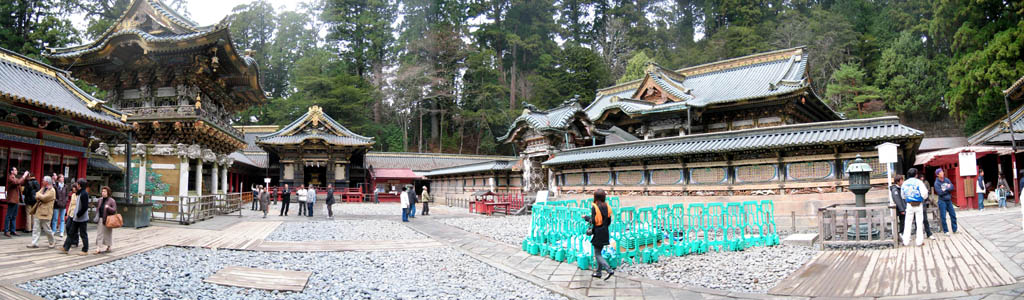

{"left": 105, "top": 213, "right": 123, "bottom": 228}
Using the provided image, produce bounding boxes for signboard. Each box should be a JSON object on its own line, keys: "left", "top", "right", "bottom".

{"left": 958, "top": 152, "right": 977, "bottom": 176}
{"left": 264, "top": 178, "right": 271, "bottom": 184}
{"left": 876, "top": 142, "right": 899, "bottom": 164}
{"left": 0, "top": 186, "right": 5, "bottom": 200}
{"left": 536, "top": 190, "right": 549, "bottom": 203}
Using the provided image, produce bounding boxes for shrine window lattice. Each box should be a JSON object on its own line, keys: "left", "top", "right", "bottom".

{"left": 734, "top": 164, "right": 779, "bottom": 183}
{"left": 690, "top": 167, "right": 727, "bottom": 184}
{"left": 649, "top": 169, "right": 682, "bottom": 185}
{"left": 587, "top": 172, "right": 611, "bottom": 185}
{"left": 565, "top": 173, "right": 584, "bottom": 186}
{"left": 615, "top": 171, "right": 644, "bottom": 185}
{"left": 786, "top": 160, "right": 835, "bottom": 181}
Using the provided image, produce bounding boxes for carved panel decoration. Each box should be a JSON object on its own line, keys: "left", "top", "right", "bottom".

{"left": 734, "top": 164, "right": 779, "bottom": 183}
{"left": 650, "top": 169, "right": 682, "bottom": 185}
{"left": 786, "top": 161, "right": 835, "bottom": 181}
{"left": 689, "top": 167, "right": 727, "bottom": 184}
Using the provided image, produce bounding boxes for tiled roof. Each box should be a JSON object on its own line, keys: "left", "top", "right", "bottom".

{"left": 371, "top": 168, "right": 422, "bottom": 179}
{"left": 968, "top": 103, "right": 1024, "bottom": 145}
{"left": 498, "top": 101, "right": 584, "bottom": 142}
{"left": 0, "top": 48, "right": 127, "bottom": 129}
{"left": 422, "top": 160, "right": 517, "bottom": 177}
{"left": 47, "top": 0, "right": 205, "bottom": 58}
{"left": 594, "top": 126, "right": 639, "bottom": 144}
{"left": 87, "top": 157, "right": 122, "bottom": 173}
{"left": 229, "top": 151, "right": 262, "bottom": 167}
{"left": 1005, "top": 75, "right": 1024, "bottom": 99}
{"left": 364, "top": 152, "right": 513, "bottom": 172}
{"left": 585, "top": 47, "right": 839, "bottom": 121}
{"left": 258, "top": 106, "right": 374, "bottom": 147}
{"left": 919, "top": 137, "right": 969, "bottom": 152}
{"left": 543, "top": 116, "right": 923, "bottom": 166}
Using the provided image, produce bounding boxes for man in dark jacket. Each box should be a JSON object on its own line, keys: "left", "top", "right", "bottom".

{"left": 62, "top": 178, "right": 89, "bottom": 255}
{"left": 279, "top": 184, "right": 291, "bottom": 216}
{"left": 325, "top": 184, "right": 335, "bottom": 219}
{"left": 23, "top": 174, "right": 39, "bottom": 234}
{"left": 890, "top": 175, "right": 906, "bottom": 236}
{"left": 51, "top": 174, "right": 67, "bottom": 238}
{"left": 934, "top": 168, "right": 958, "bottom": 234}
{"left": 407, "top": 186, "right": 417, "bottom": 219}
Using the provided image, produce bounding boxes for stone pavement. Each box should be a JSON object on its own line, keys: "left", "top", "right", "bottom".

{"left": 405, "top": 218, "right": 759, "bottom": 300}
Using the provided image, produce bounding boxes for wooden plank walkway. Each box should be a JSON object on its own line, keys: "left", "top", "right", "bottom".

{"left": 249, "top": 239, "right": 445, "bottom": 252}
{"left": 167, "top": 221, "right": 281, "bottom": 250}
{"left": 203, "top": 266, "right": 311, "bottom": 292}
{"left": 0, "top": 284, "right": 44, "bottom": 300}
{"left": 770, "top": 232, "right": 1017, "bottom": 297}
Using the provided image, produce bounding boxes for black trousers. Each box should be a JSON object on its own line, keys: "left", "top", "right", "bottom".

{"left": 251, "top": 198, "right": 258, "bottom": 210}
{"left": 280, "top": 200, "right": 290, "bottom": 216}
{"left": 326, "top": 202, "right": 334, "bottom": 217}
{"left": 422, "top": 202, "right": 429, "bottom": 215}
{"left": 298, "top": 201, "right": 306, "bottom": 215}
{"left": 63, "top": 221, "right": 88, "bottom": 252}
{"left": 897, "top": 212, "right": 905, "bottom": 235}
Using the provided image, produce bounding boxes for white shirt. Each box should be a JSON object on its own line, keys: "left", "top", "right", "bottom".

{"left": 307, "top": 188, "right": 317, "bottom": 204}
{"left": 400, "top": 191, "right": 409, "bottom": 207}
{"left": 296, "top": 189, "right": 307, "bottom": 202}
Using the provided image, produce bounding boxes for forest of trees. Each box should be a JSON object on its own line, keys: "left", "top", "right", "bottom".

{"left": 2, "top": 0, "right": 1023, "bottom": 155}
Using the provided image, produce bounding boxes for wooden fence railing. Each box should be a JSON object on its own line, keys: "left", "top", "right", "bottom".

{"left": 817, "top": 204, "right": 897, "bottom": 249}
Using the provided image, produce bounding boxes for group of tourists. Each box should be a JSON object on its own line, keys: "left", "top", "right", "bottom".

{"left": 892, "top": 167, "right": 959, "bottom": 246}
{"left": 4, "top": 167, "right": 117, "bottom": 256}
{"left": 399, "top": 186, "right": 430, "bottom": 222}
{"left": 248, "top": 184, "right": 339, "bottom": 219}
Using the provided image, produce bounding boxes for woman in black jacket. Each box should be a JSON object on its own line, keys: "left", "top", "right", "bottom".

{"left": 890, "top": 174, "right": 906, "bottom": 236}
{"left": 583, "top": 189, "right": 614, "bottom": 280}
{"left": 62, "top": 178, "right": 90, "bottom": 255}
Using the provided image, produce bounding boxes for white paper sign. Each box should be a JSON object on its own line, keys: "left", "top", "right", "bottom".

{"left": 876, "top": 142, "right": 899, "bottom": 164}
{"left": 536, "top": 190, "right": 549, "bottom": 203}
{"left": 0, "top": 186, "right": 5, "bottom": 200}
{"left": 264, "top": 178, "right": 271, "bottom": 184}
{"left": 959, "top": 152, "right": 977, "bottom": 176}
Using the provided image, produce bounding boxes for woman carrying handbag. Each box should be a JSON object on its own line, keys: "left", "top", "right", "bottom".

{"left": 95, "top": 186, "right": 120, "bottom": 254}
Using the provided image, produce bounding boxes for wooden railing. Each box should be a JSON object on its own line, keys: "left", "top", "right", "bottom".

{"left": 149, "top": 192, "right": 245, "bottom": 225}
{"left": 817, "top": 203, "right": 898, "bottom": 250}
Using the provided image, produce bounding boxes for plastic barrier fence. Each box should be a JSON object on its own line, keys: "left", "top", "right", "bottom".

{"left": 522, "top": 198, "right": 779, "bottom": 270}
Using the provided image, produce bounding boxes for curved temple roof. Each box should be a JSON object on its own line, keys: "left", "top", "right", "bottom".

{"left": 498, "top": 101, "right": 585, "bottom": 142}
{"left": 0, "top": 48, "right": 127, "bottom": 130}
{"left": 257, "top": 105, "right": 375, "bottom": 147}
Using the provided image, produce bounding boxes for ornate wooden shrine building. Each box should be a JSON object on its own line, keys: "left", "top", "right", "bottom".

{"left": 256, "top": 106, "right": 375, "bottom": 188}
{"left": 45, "top": 0, "right": 265, "bottom": 201}
{"left": 0, "top": 47, "right": 130, "bottom": 230}
{"left": 448, "top": 47, "right": 925, "bottom": 198}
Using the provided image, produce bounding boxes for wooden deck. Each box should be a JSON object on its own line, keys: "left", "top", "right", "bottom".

{"left": 770, "top": 231, "right": 1017, "bottom": 297}
{"left": 204, "top": 266, "right": 311, "bottom": 292}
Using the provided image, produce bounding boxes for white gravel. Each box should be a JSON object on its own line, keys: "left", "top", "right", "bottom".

{"left": 21, "top": 246, "right": 567, "bottom": 300}
{"left": 617, "top": 244, "right": 817, "bottom": 293}
{"left": 440, "top": 216, "right": 532, "bottom": 246}
{"left": 266, "top": 220, "right": 425, "bottom": 241}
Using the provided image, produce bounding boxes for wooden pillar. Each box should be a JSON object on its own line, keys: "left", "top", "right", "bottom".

{"left": 195, "top": 162, "right": 203, "bottom": 196}
{"left": 179, "top": 158, "right": 190, "bottom": 197}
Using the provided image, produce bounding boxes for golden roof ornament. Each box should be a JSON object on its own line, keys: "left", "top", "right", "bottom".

{"left": 308, "top": 105, "right": 324, "bottom": 126}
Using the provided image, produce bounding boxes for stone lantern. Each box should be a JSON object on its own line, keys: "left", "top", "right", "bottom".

{"left": 846, "top": 155, "right": 873, "bottom": 211}
{"left": 846, "top": 155, "right": 877, "bottom": 238}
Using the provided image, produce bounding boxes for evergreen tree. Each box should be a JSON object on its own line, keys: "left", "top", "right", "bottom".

{"left": 617, "top": 51, "right": 652, "bottom": 84}
{"left": 826, "top": 63, "right": 884, "bottom": 119}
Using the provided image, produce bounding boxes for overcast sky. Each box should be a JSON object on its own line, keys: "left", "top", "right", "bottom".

{"left": 182, "top": 0, "right": 301, "bottom": 25}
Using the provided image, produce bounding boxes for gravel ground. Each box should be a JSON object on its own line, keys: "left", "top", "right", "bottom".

{"left": 440, "top": 216, "right": 532, "bottom": 246}
{"left": 266, "top": 220, "right": 425, "bottom": 241}
{"left": 21, "top": 246, "right": 567, "bottom": 300}
{"left": 618, "top": 245, "right": 818, "bottom": 294}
